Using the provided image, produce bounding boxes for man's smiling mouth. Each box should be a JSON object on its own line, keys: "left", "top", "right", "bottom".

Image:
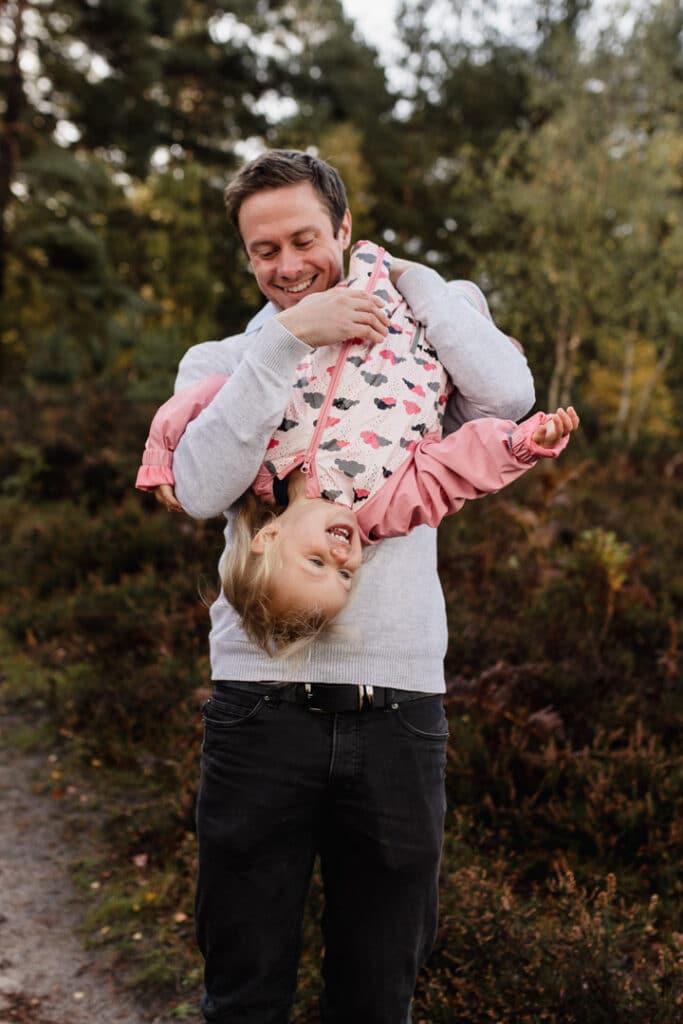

{"left": 280, "top": 276, "right": 316, "bottom": 294}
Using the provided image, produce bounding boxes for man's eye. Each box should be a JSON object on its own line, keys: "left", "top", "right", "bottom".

{"left": 296, "top": 238, "right": 314, "bottom": 249}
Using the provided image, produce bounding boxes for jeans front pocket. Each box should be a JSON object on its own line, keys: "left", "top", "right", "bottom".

{"left": 395, "top": 695, "right": 449, "bottom": 741}
{"left": 201, "top": 689, "right": 265, "bottom": 730}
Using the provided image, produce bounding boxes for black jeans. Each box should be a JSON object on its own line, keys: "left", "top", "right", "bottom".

{"left": 196, "top": 682, "right": 448, "bottom": 1024}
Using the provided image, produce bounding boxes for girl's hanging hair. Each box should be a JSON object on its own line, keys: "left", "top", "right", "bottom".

{"left": 220, "top": 492, "right": 330, "bottom": 657}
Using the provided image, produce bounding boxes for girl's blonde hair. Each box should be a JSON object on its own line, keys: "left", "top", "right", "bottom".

{"left": 220, "top": 493, "right": 331, "bottom": 657}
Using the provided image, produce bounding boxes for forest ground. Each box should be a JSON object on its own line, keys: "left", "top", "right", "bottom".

{"left": 0, "top": 722, "right": 184, "bottom": 1024}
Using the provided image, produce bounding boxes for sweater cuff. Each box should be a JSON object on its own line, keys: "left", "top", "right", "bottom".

{"left": 251, "top": 319, "right": 314, "bottom": 374}
{"left": 394, "top": 265, "right": 446, "bottom": 314}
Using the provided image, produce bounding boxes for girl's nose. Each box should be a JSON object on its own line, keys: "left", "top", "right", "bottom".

{"left": 328, "top": 543, "right": 348, "bottom": 565}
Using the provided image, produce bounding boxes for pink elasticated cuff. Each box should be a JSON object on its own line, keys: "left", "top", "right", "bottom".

{"left": 510, "top": 413, "right": 569, "bottom": 461}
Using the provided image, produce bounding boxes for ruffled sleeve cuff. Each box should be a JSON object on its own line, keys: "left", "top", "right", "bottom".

{"left": 135, "top": 452, "right": 176, "bottom": 491}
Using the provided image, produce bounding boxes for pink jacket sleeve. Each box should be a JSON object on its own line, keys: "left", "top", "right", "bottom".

{"left": 356, "top": 412, "right": 569, "bottom": 544}
{"left": 135, "top": 375, "right": 228, "bottom": 491}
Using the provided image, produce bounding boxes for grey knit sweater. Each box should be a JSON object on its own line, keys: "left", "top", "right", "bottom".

{"left": 172, "top": 265, "right": 535, "bottom": 692}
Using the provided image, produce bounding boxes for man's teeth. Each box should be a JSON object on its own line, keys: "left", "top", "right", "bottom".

{"left": 283, "top": 278, "right": 314, "bottom": 294}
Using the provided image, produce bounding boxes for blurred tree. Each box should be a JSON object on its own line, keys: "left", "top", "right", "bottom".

{"left": 1, "top": 0, "right": 680, "bottom": 441}
{"left": 0, "top": 0, "right": 302, "bottom": 384}
{"left": 426, "top": 0, "right": 681, "bottom": 445}
{"left": 266, "top": 0, "right": 395, "bottom": 243}
{"left": 357, "top": 0, "right": 558, "bottom": 280}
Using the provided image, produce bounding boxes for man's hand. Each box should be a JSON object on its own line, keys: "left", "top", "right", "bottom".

{"left": 275, "top": 289, "right": 389, "bottom": 348}
{"left": 532, "top": 406, "right": 580, "bottom": 448}
{"left": 155, "top": 483, "right": 184, "bottom": 513}
{"left": 389, "top": 257, "right": 420, "bottom": 286}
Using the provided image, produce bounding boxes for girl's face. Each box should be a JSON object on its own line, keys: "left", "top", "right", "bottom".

{"left": 251, "top": 499, "right": 362, "bottom": 619}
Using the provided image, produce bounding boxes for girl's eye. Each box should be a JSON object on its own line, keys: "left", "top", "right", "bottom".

{"left": 338, "top": 569, "right": 352, "bottom": 580}
{"left": 308, "top": 557, "right": 324, "bottom": 567}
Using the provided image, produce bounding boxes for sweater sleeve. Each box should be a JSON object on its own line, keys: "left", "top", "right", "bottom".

{"left": 396, "top": 267, "right": 535, "bottom": 428}
{"left": 135, "top": 375, "right": 228, "bottom": 491}
{"left": 170, "top": 319, "right": 313, "bottom": 519}
{"left": 356, "top": 412, "right": 569, "bottom": 544}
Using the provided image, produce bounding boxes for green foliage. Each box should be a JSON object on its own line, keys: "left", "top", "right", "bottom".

{"left": 1, "top": 0, "right": 682, "bottom": 1019}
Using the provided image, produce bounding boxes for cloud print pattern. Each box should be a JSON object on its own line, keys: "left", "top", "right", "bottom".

{"left": 136, "top": 241, "right": 570, "bottom": 543}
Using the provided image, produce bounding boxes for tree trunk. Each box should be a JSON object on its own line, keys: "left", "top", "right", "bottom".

{"left": 559, "top": 322, "right": 583, "bottom": 408}
{"left": 612, "top": 329, "right": 635, "bottom": 438}
{"left": 549, "top": 303, "right": 584, "bottom": 410}
{"left": 627, "top": 341, "right": 674, "bottom": 449}
{"left": 547, "top": 305, "right": 570, "bottom": 411}
{"left": 0, "top": 0, "right": 26, "bottom": 298}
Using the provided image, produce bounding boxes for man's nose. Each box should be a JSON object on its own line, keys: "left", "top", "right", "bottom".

{"left": 277, "top": 247, "right": 306, "bottom": 279}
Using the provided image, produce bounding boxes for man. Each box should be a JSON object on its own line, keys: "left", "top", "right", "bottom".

{"left": 170, "top": 150, "right": 535, "bottom": 1023}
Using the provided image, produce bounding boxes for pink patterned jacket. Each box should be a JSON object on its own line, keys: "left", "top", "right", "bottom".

{"left": 137, "top": 242, "right": 568, "bottom": 543}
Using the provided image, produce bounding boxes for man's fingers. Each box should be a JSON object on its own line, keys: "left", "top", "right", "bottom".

{"left": 350, "top": 307, "right": 390, "bottom": 336}
{"left": 279, "top": 287, "right": 393, "bottom": 348}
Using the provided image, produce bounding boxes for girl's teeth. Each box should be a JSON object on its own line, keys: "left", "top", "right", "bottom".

{"left": 328, "top": 527, "right": 350, "bottom": 543}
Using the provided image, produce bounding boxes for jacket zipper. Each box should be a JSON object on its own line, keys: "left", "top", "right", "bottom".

{"left": 301, "top": 247, "right": 386, "bottom": 476}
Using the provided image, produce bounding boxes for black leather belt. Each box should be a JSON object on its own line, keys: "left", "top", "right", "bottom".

{"left": 214, "top": 680, "right": 439, "bottom": 713}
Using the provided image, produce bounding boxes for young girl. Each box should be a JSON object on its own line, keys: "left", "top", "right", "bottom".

{"left": 137, "top": 242, "right": 578, "bottom": 652}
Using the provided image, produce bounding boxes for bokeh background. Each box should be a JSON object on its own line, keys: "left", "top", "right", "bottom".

{"left": 1, "top": 1, "right": 682, "bottom": 1020}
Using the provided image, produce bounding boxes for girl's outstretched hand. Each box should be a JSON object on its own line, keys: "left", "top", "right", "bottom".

{"left": 532, "top": 406, "right": 580, "bottom": 448}
{"left": 154, "top": 483, "right": 184, "bottom": 513}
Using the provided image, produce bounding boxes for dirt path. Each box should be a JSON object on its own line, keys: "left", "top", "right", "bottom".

{"left": 0, "top": 737, "right": 184, "bottom": 1024}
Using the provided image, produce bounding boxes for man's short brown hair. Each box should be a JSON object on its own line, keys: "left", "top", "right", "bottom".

{"left": 224, "top": 149, "right": 349, "bottom": 238}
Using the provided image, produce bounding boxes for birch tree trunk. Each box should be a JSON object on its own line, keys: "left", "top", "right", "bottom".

{"left": 627, "top": 341, "right": 675, "bottom": 448}
{"left": 612, "top": 330, "right": 636, "bottom": 438}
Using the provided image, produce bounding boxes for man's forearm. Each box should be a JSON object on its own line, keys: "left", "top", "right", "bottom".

{"left": 173, "top": 321, "right": 312, "bottom": 518}
{"left": 397, "top": 266, "right": 535, "bottom": 426}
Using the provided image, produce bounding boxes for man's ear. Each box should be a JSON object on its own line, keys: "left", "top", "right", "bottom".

{"left": 338, "top": 208, "right": 352, "bottom": 250}
{"left": 251, "top": 520, "right": 281, "bottom": 554}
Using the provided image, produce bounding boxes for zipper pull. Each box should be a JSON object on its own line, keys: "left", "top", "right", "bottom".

{"left": 300, "top": 460, "right": 311, "bottom": 475}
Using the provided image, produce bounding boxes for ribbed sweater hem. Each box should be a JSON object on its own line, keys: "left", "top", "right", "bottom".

{"left": 210, "top": 642, "right": 446, "bottom": 693}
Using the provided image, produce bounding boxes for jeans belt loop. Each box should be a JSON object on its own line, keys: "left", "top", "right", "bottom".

{"left": 359, "top": 684, "right": 374, "bottom": 709}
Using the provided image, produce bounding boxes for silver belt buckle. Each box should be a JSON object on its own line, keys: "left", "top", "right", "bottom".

{"left": 358, "top": 684, "right": 374, "bottom": 709}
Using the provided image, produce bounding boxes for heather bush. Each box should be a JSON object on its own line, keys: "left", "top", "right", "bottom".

{"left": 2, "top": 392, "right": 682, "bottom": 1021}
{"left": 416, "top": 863, "right": 683, "bottom": 1023}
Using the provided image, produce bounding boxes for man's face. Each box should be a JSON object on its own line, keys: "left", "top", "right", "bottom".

{"left": 238, "top": 182, "right": 352, "bottom": 310}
